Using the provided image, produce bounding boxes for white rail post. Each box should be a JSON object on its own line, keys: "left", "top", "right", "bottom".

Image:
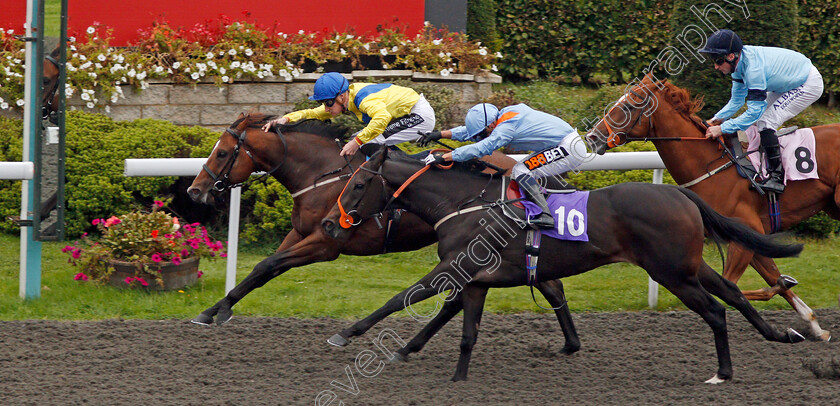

{"left": 648, "top": 168, "right": 665, "bottom": 309}
{"left": 226, "top": 187, "right": 241, "bottom": 295}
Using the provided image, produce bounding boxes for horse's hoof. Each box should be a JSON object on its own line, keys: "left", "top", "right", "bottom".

{"left": 818, "top": 330, "right": 831, "bottom": 342}
{"left": 560, "top": 344, "right": 581, "bottom": 355}
{"left": 777, "top": 275, "right": 798, "bottom": 290}
{"left": 388, "top": 353, "right": 407, "bottom": 363}
{"left": 190, "top": 313, "right": 214, "bottom": 326}
{"left": 786, "top": 328, "right": 806, "bottom": 343}
{"left": 704, "top": 374, "right": 729, "bottom": 384}
{"left": 327, "top": 334, "right": 350, "bottom": 347}
{"left": 216, "top": 309, "right": 233, "bottom": 325}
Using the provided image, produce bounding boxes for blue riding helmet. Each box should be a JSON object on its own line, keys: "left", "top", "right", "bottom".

{"left": 309, "top": 72, "right": 350, "bottom": 101}
{"left": 465, "top": 103, "right": 499, "bottom": 139}
{"left": 699, "top": 29, "right": 743, "bottom": 56}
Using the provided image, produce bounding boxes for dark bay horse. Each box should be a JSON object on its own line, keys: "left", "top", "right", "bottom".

{"left": 321, "top": 148, "right": 805, "bottom": 383}
{"left": 585, "top": 75, "right": 840, "bottom": 341}
{"left": 186, "top": 112, "right": 581, "bottom": 354}
{"left": 41, "top": 46, "right": 62, "bottom": 122}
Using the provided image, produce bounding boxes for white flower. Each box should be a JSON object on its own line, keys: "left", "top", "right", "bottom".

{"left": 363, "top": 43, "right": 370, "bottom": 50}
{"left": 171, "top": 62, "right": 181, "bottom": 69}
{"left": 491, "top": 64, "right": 498, "bottom": 72}
{"left": 495, "top": 52, "right": 503, "bottom": 59}
{"left": 391, "top": 46, "right": 398, "bottom": 52}
{"left": 154, "top": 66, "right": 164, "bottom": 73}
{"left": 79, "top": 54, "right": 86, "bottom": 61}
{"left": 86, "top": 26, "right": 95, "bottom": 34}
{"left": 222, "top": 75, "right": 230, "bottom": 83}
{"left": 478, "top": 48, "right": 487, "bottom": 56}
{"left": 424, "top": 21, "right": 430, "bottom": 27}
{"left": 432, "top": 39, "right": 441, "bottom": 45}
{"left": 191, "top": 72, "right": 200, "bottom": 80}
{"left": 219, "top": 67, "right": 226, "bottom": 74}
{"left": 382, "top": 63, "right": 389, "bottom": 69}
{"left": 440, "top": 69, "right": 450, "bottom": 77}
{"left": 16, "top": 99, "right": 25, "bottom": 106}
{"left": 206, "top": 52, "right": 215, "bottom": 59}
{"left": 231, "top": 61, "right": 241, "bottom": 69}
{"left": 298, "top": 29, "right": 304, "bottom": 34}
{"left": 245, "top": 48, "right": 253, "bottom": 56}
{"left": 0, "top": 102, "right": 8, "bottom": 109}
{"left": 257, "top": 72, "right": 264, "bottom": 79}
{"left": 136, "top": 71, "right": 146, "bottom": 80}
{"left": 346, "top": 34, "right": 354, "bottom": 39}
{"left": 439, "top": 52, "right": 446, "bottom": 58}
{"left": 228, "top": 49, "right": 237, "bottom": 56}
{"left": 94, "top": 63, "right": 102, "bottom": 69}
{"left": 117, "top": 54, "right": 125, "bottom": 63}
{"left": 68, "top": 36, "right": 75, "bottom": 42}
{"left": 96, "top": 53, "right": 106, "bottom": 61}
{"left": 88, "top": 72, "right": 97, "bottom": 79}
{"left": 81, "top": 93, "right": 91, "bottom": 101}
{"left": 86, "top": 102, "right": 95, "bottom": 109}
{"left": 380, "top": 48, "right": 388, "bottom": 56}
{"left": 127, "top": 69, "right": 136, "bottom": 78}
{"left": 105, "top": 105, "right": 111, "bottom": 113}
{"left": 120, "top": 76, "right": 127, "bottom": 82}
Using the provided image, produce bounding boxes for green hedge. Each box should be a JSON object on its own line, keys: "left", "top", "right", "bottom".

{"left": 797, "top": 0, "right": 840, "bottom": 97}
{"left": 467, "top": 0, "right": 502, "bottom": 52}
{"left": 495, "top": 0, "right": 671, "bottom": 82}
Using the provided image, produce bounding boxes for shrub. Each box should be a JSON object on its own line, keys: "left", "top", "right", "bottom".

{"left": 467, "top": 0, "right": 502, "bottom": 51}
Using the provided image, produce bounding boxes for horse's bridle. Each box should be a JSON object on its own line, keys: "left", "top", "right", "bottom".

{"left": 42, "top": 55, "right": 62, "bottom": 121}
{"left": 202, "top": 125, "right": 289, "bottom": 192}
{"left": 598, "top": 89, "right": 655, "bottom": 148}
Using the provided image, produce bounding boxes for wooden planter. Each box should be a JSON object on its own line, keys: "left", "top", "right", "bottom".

{"left": 106, "top": 256, "right": 199, "bottom": 291}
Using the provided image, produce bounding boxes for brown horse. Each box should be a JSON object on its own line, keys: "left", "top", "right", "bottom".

{"left": 321, "top": 147, "right": 805, "bottom": 383}
{"left": 41, "top": 46, "right": 62, "bottom": 122}
{"left": 185, "top": 112, "right": 582, "bottom": 355}
{"left": 585, "top": 75, "right": 840, "bottom": 341}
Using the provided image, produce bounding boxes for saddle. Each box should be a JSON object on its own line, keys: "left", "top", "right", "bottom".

{"left": 504, "top": 177, "right": 576, "bottom": 209}
{"left": 725, "top": 126, "right": 800, "bottom": 193}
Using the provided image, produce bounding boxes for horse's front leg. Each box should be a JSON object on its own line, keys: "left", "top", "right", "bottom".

{"left": 328, "top": 262, "right": 456, "bottom": 346}
{"left": 192, "top": 229, "right": 338, "bottom": 325}
{"left": 452, "top": 285, "right": 489, "bottom": 382}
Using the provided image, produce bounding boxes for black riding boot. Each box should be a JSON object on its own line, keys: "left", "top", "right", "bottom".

{"left": 759, "top": 128, "right": 785, "bottom": 193}
{"left": 515, "top": 174, "right": 555, "bottom": 229}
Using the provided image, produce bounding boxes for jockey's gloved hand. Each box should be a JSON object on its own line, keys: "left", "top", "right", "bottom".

{"left": 423, "top": 151, "right": 447, "bottom": 166}
{"left": 416, "top": 130, "right": 442, "bottom": 147}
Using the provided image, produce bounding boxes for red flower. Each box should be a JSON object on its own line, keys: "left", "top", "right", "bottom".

{"left": 73, "top": 272, "right": 89, "bottom": 281}
{"left": 151, "top": 230, "right": 159, "bottom": 238}
{"left": 153, "top": 200, "right": 164, "bottom": 208}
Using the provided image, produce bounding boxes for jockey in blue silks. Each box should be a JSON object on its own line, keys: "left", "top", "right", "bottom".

{"left": 700, "top": 29, "right": 824, "bottom": 194}
{"left": 418, "top": 103, "right": 587, "bottom": 229}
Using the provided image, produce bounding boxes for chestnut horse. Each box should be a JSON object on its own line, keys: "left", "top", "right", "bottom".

{"left": 586, "top": 76, "right": 840, "bottom": 341}
{"left": 186, "top": 113, "right": 582, "bottom": 354}
{"left": 321, "top": 147, "right": 804, "bottom": 383}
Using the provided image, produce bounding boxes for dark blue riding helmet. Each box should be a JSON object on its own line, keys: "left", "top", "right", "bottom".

{"left": 699, "top": 29, "right": 743, "bottom": 56}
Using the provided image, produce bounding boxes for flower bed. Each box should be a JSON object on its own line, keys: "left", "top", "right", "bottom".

{"left": 0, "top": 19, "right": 499, "bottom": 112}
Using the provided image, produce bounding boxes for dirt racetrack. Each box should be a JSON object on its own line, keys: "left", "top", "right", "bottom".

{"left": 2, "top": 308, "right": 839, "bottom": 405}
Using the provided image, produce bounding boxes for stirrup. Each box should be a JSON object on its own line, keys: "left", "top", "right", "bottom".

{"left": 527, "top": 213, "right": 555, "bottom": 229}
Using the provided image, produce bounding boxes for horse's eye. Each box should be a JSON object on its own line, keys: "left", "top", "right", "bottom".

{"left": 354, "top": 183, "right": 365, "bottom": 190}
{"left": 42, "top": 78, "right": 51, "bottom": 85}
{"left": 218, "top": 150, "right": 228, "bottom": 158}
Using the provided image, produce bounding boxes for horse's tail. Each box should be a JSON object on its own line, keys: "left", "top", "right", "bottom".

{"left": 674, "top": 187, "right": 803, "bottom": 258}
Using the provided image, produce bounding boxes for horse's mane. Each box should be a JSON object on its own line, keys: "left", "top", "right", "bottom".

{"left": 656, "top": 81, "right": 708, "bottom": 134}
{"left": 385, "top": 149, "right": 497, "bottom": 179}
{"left": 234, "top": 112, "right": 349, "bottom": 141}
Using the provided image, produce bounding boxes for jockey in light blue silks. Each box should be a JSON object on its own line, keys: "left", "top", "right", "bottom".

{"left": 418, "top": 103, "right": 587, "bottom": 229}
{"left": 700, "top": 29, "right": 824, "bottom": 194}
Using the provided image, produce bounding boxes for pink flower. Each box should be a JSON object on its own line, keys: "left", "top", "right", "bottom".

{"left": 92, "top": 218, "right": 101, "bottom": 225}
{"left": 71, "top": 249, "right": 81, "bottom": 259}
{"left": 151, "top": 253, "right": 162, "bottom": 262}
{"left": 180, "top": 249, "right": 189, "bottom": 257}
{"left": 73, "top": 272, "right": 89, "bottom": 281}
{"left": 164, "top": 234, "right": 173, "bottom": 239}
{"left": 172, "top": 257, "right": 182, "bottom": 265}
{"left": 197, "top": 270, "right": 203, "bottom": 278}
{"left": 190, "top": 241, "right": 200, "bottom": 249}
{"left": 104, "top": 216, "right": 121, "bottom": 227}
{"left": 135, "top": 277, "right": 149, "bottom": 286}
{"left": 220, "top": 253, "right": 227, "bottom": 258}
{"left": 61, "top": 245, "right": 73, "bottom": 253}
{"left": 153, "top": 200, "right": 164, "bottom": 208}
{"left": 124, "top": 277, "right": 134, "bottom": 284}
{"left": 172, "top": 218, "right": 179, "bottom": 225}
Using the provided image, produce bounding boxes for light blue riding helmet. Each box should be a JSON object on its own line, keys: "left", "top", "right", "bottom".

{"left": 465, "top": 103, "right": 499, "bottom": 138}
{"left": 309, "top": 72, "right": 350, "bottom": 101}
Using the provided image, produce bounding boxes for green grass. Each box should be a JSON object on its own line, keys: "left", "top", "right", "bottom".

{"left": 2, "top": 233, "right": 838, "bottom": 321}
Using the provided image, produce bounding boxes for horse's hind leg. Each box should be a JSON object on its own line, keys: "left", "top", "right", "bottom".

{"left": 750, "top": 256, "right": 830, "bottom": 341}
{"left": 697, "top": 261, "right": 805, "bottom": 343}
{"left": 652, "top": 269, "right": 732, "bottom": 383}
{"left": 393, "top": 293, "right": 465, "bottom": 361}
{"left": 536, "top": 279, "right": 580, "bottom": 354}
{"left": 452, "top": 285, "right": 489, "bottom": 382}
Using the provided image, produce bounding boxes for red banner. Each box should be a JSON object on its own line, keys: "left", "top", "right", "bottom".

{"left": 65, "top": 0, "right": 425, "bottom": 45}
{"left": 0, "top": 2, "right": 28, "bottom": 32}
